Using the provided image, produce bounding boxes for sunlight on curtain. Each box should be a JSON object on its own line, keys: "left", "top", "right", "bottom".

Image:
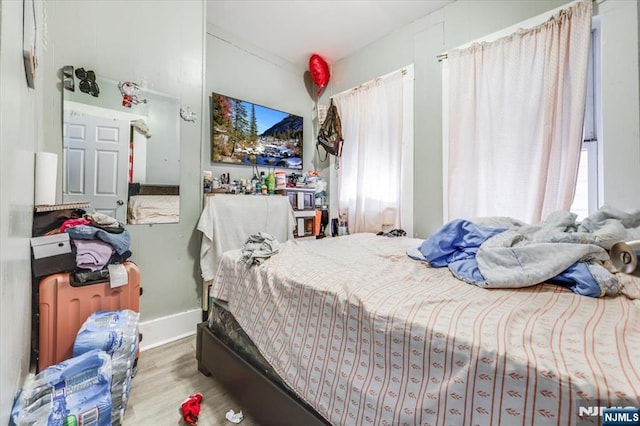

{"left": 333, "top": 68, "right": 411, "bottom": 234}
{"left": 446, "top": 0, "right": 592, "bottom": 223}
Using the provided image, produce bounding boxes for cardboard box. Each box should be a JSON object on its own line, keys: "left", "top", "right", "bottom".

{"left": 31, "top": 233, "right": 76, "bottom": 277}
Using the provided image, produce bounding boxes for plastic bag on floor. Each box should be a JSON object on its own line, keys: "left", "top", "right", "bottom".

{"left": 73, "top": 310, "right": 139, "bottom": 360}
{"left": 10, "top": 349, "right": 112, "bottom": 426}
{"left": 73, "top": 309, "right": 139, "bottom": 425}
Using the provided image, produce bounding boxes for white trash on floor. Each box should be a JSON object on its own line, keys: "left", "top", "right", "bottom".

{"left": 225, "top": 409, "right": 244, "bottom": 423}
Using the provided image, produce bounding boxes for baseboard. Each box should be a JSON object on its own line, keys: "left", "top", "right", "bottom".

{"left": 138, "top": 309, "right": 202, "bottom": 352}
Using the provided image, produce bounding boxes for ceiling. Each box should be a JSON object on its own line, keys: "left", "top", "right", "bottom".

{"left": 206, "top": 1, "right": 455, "bottom": 69}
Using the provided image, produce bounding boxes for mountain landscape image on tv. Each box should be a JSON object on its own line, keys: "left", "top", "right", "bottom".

{"left": 211, "top": 92, "right": 303, "bottom": 170}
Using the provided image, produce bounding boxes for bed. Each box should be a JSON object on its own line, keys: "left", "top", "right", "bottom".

{"left": 196, "top": 231, "right": 640, "bottom": 425}
{"left": 127, "top": 184, "right": 180, "bottom": 224}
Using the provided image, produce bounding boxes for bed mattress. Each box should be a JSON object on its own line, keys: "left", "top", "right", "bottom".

{"left": 210, "top": 233, "right": 640, "bottom": 425}
{"left": 207, "top": 300, "right": 288, "bottom": 388}
{"left": 127, "top": 195, "right": 179, "bottom": 224}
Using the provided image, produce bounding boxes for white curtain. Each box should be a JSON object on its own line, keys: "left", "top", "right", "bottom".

{"left": 333, "top": 68, "right": 409, "bottom": 234}
{"left": 446, "top": 0, "right": 592, "bottom": 223}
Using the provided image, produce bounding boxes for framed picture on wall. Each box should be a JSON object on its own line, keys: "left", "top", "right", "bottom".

{"left": 211, "top": 92, "right": 303, "bottom": 170}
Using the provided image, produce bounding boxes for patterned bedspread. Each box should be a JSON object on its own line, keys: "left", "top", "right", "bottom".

{"left": 210, "top": 233, "right": 640, "bottom": 425}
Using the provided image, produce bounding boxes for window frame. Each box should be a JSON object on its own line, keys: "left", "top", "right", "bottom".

{"left": 570, "top": 16, "right": 603, "bottom": 219}
{"left": 573, "top": 18, "right": 602, "bottom": 218}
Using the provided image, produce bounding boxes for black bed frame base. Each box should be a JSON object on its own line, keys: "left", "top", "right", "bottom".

{"left": 196, "top": 322, "right": 330, "bottom": 426}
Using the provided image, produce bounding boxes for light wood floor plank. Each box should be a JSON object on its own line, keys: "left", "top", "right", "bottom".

{"left": 124, "top": 335, "right": 261, "bottom": 425}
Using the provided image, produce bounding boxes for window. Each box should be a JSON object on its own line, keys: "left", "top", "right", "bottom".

{"left": 570, "top": 21, "right": 600, "bottom": 220}
{"left": 442, "top": 1, "right": 593, "bottom": 223}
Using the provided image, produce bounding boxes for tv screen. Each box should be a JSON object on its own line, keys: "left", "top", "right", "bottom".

{"left": 211, "top": 92, "right": 303, "bottom": 170}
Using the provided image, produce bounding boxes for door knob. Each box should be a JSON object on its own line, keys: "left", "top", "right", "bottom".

{"left": 117, "top": 199, "right": 125, "bottom": 206}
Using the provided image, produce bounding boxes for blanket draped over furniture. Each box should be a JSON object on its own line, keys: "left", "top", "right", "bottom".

{"left": 196, "top": 194, "right": 296, "bottom": 311}
{"left": 205, "top": 232, "right": 640, "bottom": 425}
{"left": 197, "top": 195, "right": 295, "bottom": 281}
{"left": 409, "top": 205, "right": 640, "bottom": 299}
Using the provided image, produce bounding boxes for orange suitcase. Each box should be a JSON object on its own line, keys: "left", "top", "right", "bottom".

{"left": 37, "top": 261, "right": 141, "bottom": 372}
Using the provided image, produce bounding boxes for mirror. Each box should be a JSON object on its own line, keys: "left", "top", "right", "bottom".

{"left": 62, "top": 70, "right": 180, "bottom": 225}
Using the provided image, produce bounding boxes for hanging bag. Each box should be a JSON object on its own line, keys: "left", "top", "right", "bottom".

{"left": 316, "top": 99, "right": 344, "bottom": 161}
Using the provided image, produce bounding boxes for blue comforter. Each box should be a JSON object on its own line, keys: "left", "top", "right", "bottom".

{"left": 408, "top": 206, "right": 640, "bottom": 297}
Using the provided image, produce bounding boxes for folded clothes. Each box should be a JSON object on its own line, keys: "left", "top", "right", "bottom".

{"left": 66, "top": 223, "right": 131, "bottom": 254}
{"left": 74, "top": 239, "right": 114, "bottom": 271}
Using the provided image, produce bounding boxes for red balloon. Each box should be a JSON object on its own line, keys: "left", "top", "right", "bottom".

{"left": 309, "top": 54, "right": 330, "bottom": 96}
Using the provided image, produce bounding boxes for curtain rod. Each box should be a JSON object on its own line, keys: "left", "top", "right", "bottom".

{"left": 333, "top": 67, "right": 409, "bottom": 97}
{"left": 437, "top": 0, "right": 602, "bottom": 63}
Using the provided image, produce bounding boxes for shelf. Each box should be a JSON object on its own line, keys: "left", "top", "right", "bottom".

{"left": 34, "top": 202, "right": 90, "bottom": 213}
{"left": 294, "top": 210, "right": 316, "bottom": 218}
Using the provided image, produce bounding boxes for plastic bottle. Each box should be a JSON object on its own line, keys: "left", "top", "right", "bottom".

{"left": 266, "top": 171, "right": 276, "bottom": 194}
{"left": 251, "top": 173, "right": 259, "bottom": 194}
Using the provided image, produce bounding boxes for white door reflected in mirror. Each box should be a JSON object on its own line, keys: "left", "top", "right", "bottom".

{"left": 62, "top": 72, "right": 181, "bottom": 225}
{"left": 63, "top": 113, "right": 129, "bottom": 222}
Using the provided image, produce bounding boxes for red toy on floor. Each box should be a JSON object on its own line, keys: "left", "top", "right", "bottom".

{"left": 180, "top": 392, "right": 203, "bottom": 425}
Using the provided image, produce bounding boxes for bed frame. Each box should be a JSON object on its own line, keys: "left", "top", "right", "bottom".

{"left": 196, "top": 322, "right": 330, "bottom": 426}
{"left": 128, "top": 183, "right": 180, "bottom": 196}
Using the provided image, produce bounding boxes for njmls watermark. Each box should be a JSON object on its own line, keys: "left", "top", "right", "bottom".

{"left": 578, "top": 406, "right": 640, "bottom": 425}
{"left": 579, "top": 406, "right": 639, "bottom": 417}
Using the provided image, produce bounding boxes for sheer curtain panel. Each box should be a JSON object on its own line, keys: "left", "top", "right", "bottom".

{"left": 446, "top": 0, "right": 592, "bottom": 223}
{"left": 333, "top": 68, "right": 411, "bottom": 234}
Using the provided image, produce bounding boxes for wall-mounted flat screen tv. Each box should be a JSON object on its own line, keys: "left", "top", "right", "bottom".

{"left": 211, "top": 92, "right": 303, "bottom": 170}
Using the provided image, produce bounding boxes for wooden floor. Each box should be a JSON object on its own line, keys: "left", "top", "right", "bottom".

{"left": 124, "top": 335, "right": 261, "bottom": 425}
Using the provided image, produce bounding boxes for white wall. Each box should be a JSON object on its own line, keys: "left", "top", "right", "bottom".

{"left": 144, "top": 90, "right": 181, "bottom": 186}
{"left": 328, "top": 0, "right": 640, "bottom": 237}
{"left": 40, "top": 1, "right": 205, "bottom": 321}
{"left": 2, "top": 1, "right": 205, "bottom": 420}
{"left": 598, "top": 0, "right": 640, "bottom": 211}
{"left": 0, "top": 0, "right": 44, "bottom": 422}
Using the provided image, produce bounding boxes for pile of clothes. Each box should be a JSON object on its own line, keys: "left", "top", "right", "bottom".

{"left": 240, "top": 232, "right": 279, "bottom": 265}
{"left": 408, "top": 205, "right": 640, "bottom": 298}
{"left": 34, "top": 208, "right": 132, "bottom": 283}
